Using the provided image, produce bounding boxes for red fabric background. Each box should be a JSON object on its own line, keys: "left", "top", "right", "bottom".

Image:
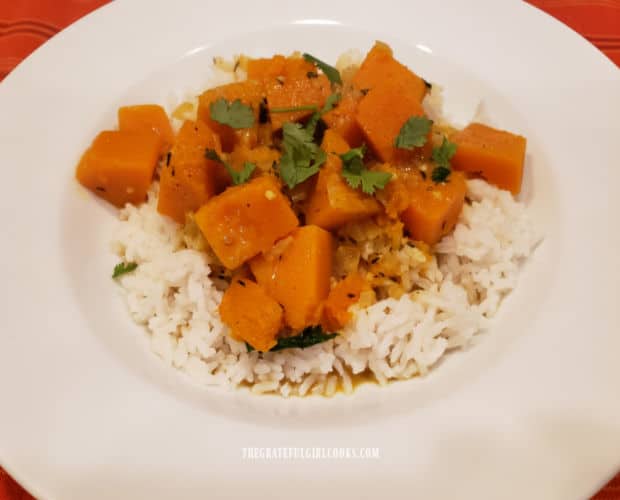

{"left": 0, "top": 1, "right": 618, "bottom": 499}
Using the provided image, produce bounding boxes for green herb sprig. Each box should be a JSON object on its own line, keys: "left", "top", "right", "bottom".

{"left": 246, "top": 326, "right": 338, "bottom": 353}
{"left": 205, "top": 149, "right": 256, "bottom": 185}
{"left": 394, "top": 116, "right": 433, "bottom": 149}
{"left": 112, "top": 262, "right": 137, "bottom": 279}
{"left": 302, "top": 53, "right": 342, "bottom": 85}
{"left": 209, "top": 98, "right": 254, "bottom": 129}
{"left": 340, "top": 145, "right": 392, "bottom": 195}
{"left": 430, "top": 137, "right": 458, "bottom": 183}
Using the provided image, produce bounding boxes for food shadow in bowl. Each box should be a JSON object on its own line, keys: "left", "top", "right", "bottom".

{"left": 60, "top": 23, "right": 560, "bottom": 429}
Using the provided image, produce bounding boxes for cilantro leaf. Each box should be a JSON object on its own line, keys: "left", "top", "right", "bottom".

{"left": 431, "top": 137, "right": 457, "bottom": 168}
{"left": 305, "top": 92, "right": 341, "bottom": 137}
{"left": 205, "top": 148, "right": 256, "bottom": 185}
{"left": 394, "top": 116, "right": 433, "bottom": 149}
{"left": 209, "top": 98, "right": 254, "bottom": 129}
{"left": 321, "top": 92, "right": 341, "bottom": 114}
{"left": 431, "top": 166, "right": 451, "bottom": 183}
{"left": 246, "top": 326, "right": 338, "bottom": 353}
{"left": 340, "top": 145, "right": 393, "bottom": 195}
{"left": 278, "top": 122, "right": 326, "bottom": 188}
{"left": 112, "top": 261, "right": 137, "bottom": 279}
{"left": 302, "top": 53, "right": 342, "bottom": 85}
{"left": 359, "top": 170, "right": 394, "bottom": 194}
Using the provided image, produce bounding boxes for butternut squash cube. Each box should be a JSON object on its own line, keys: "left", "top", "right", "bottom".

{"left": 265, "top": 74, "right": 332, "bottom": 130}
{"left": 219, "top": 278, "right": 283, "bottom": 352}
{"left": 228, "top": 145, "right": 280, "bottom": 175}
{"left": 400, "top": 170, "right": 467, "bottom": 245}
{"left": 197, "top": 80, "right": 264, "bottom": 152}
{"left": 321, "top": 273, "right": 369, "bottom": 331}
{"left": 157, "top": 120, "right": 222, "bottom": 223}
{"left": 118, "top": 104, "right": 174, "bottom": 155}
{"left": 247, "top": 55, "right": 332, "bottom": 130}
{"left": 322, "top": 92, "right": 364, "bottom": 147}
{"left": 304, "top": 131, "right": 382, "bottom": 230}
{"left": 250, "top": 225, "right": 333, "bottom": 330}
{"left": 194, "top": 176, "right": 299, "bottom": 269}
{"left": 352, "top": 41, "right": 427, "bottom": 102}
{"left": 356, "top": 82, "right": 430, "bottom": 163}
{"left": 451, "top": 123, "right": 527, "bottom": 194}
{"left": 75, "top": 130, "right": 160, "bottom": 208}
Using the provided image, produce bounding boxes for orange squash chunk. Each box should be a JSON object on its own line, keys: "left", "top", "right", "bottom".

{"left": 322, "top": 92, "right": 364, "bottom": 147}
{"left": 247, "top": 55, "right": 315, "bottom": 82}
{"left": 451, "top": 123, "right": 527, "bottom": 195}
{"left": 321, "top": 129, "right": 350, "bottom": 155}
{"left": 118, "top": 104, "right": 174, "bottom": 155}
{"left": 247, "top": 55, "right": 288, "bottom": 81}
{"left": 352, "top": 42, "right": 427, "bottom": 102}
{"left": 356, "top": 82, "right": 431, "bottom": 163}
{"left": 197, "top": 80, "right": 263, "bottom": 152}
{"left": 157, "top": 120, "right": 222, "bottom": 223}
{"left": 228, "top": 145, "right": 280, "bottom": 174}
{"left": 400, "top": 170, "right": 467, "bottom": 245}
{"left": 322, "top": 273, "right": 369, "bottom": 331}
{"left": 76, "top": 130, "right": 160, "bottom": 208}
{"left": 219, "top": 278, "right": 283, "bottom": 352}
{"left": 194, "top": 176, "right": 299, "bottom": 269}
{"left": 250, "top": 225, "right": 333, "bottom": 330}
{"left": 247, "top": 55, "right": 331, "bottom": 129}
{"left": 305, "top": 131, "right": 382, "bottom": 230}
{"left": 266, "top": 74, "right": 331, "bottom": 130}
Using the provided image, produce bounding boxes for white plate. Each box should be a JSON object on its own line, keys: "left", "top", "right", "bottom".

{"left": 1, "top": 1, "right": 619, "bottom": 498}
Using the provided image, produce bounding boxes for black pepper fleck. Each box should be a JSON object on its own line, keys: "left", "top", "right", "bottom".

{"left": 237, "top": 280, "right": 246, "bottom": 287}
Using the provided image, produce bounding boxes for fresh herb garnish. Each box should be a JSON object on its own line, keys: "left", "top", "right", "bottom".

{"left": 305, "top": 92, "right": 341, "bottom": 137}
{"left": 209, "top": 98, "right": 254, "bottom": 129}
{"left": 430, "top": 137, "right": 457, "bottom": 183}
{"left": 278, "top": 122, "right": 327, "bottom": 188}
{"left": 431, "top": 166, "right": 451, "bottom": 183}
{"left": 302, "top": 53, "right": 342, "bottom": 85}
{"left": 205, "top": 148, "right": 256, "bottom": 185}
{"left": 112, "top": 262, "right": 137, "bottom": 278}
{"left": 394, "top": 116, "right": 433, "bottom": 149}
{"left": 246, "top": 326, "right": 338, "bottom": 353}
{"left": 431, "top": 137, "right": 457, "bottom": 168}
{"left": 340, "top": 145, "right": 393, "bottom": 195}
{"left": 321, "top": 92, "right": 341, "bottom": 114}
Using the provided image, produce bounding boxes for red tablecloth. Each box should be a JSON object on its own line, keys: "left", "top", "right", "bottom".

{"left": 0, "top": 1, "right": 619, "bottom": 499}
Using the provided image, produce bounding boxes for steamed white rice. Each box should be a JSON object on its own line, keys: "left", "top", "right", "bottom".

{"left": 111, "top": 177, "right": 538, "bottom": 396}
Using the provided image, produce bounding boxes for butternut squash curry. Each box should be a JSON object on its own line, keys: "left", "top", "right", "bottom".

{"left": 77, "top": 42, "right": 527, "bottom": 353}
